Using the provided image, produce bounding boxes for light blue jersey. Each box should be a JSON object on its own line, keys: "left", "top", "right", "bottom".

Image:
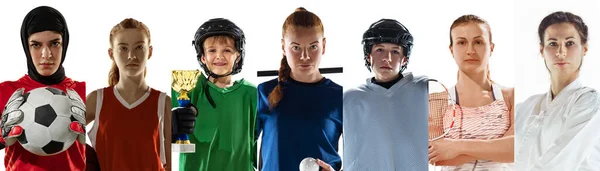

{"left": 343, "top": 72, "right": 428, "bottom": 171}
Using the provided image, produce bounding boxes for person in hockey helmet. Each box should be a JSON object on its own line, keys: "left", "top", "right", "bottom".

{"left": 173, "top": 17, "right": 258, "bottom": 171}
{"left": 362, "top": 19, "right": 413, "bottom": 78}
{"left": 191, "top": 18, "right": 246, "bottom": 108}
{"left": 193, "top": 18, "right": 245, "bottom": 79}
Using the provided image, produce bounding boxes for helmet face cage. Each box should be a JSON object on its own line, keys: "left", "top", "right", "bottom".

{"left": 362, "top": 19, "right": 413, "bottom": 73}
{"left": 192, "top": 18, "right": 246, "bottom": 77}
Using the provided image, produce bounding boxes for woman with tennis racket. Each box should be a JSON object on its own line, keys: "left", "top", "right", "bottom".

{"left": 342, "top": 18, "right": 429, "bottom": 171}
{"left": 427, "top": 14, "right": 515, "bottom": 170}
{"left": 515, "top": 11, "right": 600, "bottom": 170}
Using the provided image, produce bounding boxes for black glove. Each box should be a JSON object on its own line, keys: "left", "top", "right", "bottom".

{"left": 171, "top": 105, "right": 197, "bottom": 136}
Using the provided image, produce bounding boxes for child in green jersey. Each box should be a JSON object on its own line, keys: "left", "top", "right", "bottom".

{"left": 171, "top": 18, "right": 257, "bottom": 171}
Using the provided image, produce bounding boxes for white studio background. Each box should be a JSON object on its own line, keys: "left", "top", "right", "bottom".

{"left": 363, "top": 1, "right": 516, "bottom": 170}
{"left": 340, "top": 1, "right": 516, "bottom": 93}
{"left": 0, "top": 0, "right": 517, "bottom": 171}
{"left": 0, "top": 0, "right": 178, "bottom": 170}
{"left": 515, "top": 0, "right": 600, "bottom": 104}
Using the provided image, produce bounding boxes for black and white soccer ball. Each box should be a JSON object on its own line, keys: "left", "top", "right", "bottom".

{"left": 16, "top": 87, "right": 77, "bottom": 156}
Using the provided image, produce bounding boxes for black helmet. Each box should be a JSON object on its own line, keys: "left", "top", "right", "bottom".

{"left": 362, "top": 19, "right": 413, "bottom": 73}
{"left": 192, "top": 18, "right": 245, "bottom": 78}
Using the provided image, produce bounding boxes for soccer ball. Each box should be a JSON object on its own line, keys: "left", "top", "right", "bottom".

{"left": 15, "top": 87, "right": 77, "bottom": 156}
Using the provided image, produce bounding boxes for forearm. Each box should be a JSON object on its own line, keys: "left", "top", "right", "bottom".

{"left": 435, "top": 154, "right": 477, "bottom": 166}
{"left": 457, "top": 136, "right": 514, "bottom": 162}
{"left": 165, "top": 140, "right": 171, "bottom": 171}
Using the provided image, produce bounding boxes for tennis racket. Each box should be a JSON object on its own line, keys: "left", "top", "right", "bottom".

{"left": 428, "top": 79, "right": 457, "bottom": 141}
{"left": 428, "top": 79, "right": 458, "bottom": 170}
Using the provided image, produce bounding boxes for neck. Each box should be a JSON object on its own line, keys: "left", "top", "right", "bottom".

{"left": 115, "top": 74, "right": 148, "bottom": 98}
{"left": 290, "top": 71, "right": 323, "bottom": 83}
{"left": 209, "top": 75, "right": 234, "bottom": 88}
{"left": 456, "top": 70, "right": 491, "bottom": 92}
{"left": 374, "top": 73, "right": 401, "bottom": 83}
{"left": 550, "top": 72, "right": 579, "bottom": 98}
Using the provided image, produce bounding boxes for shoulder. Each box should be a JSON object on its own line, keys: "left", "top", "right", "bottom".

{"left": 0, "top": 81, "right": 17, "bottom": 110}
{"left": 86, "top": 87, "right": 110, "bottom": 103}
{"left": 322, "top": 79, "right": 343, "bottom": 93}
{"left": 343, "top": 85, "right": 369, "bottom": 106}
{"left": 62, "top": 77, "right": 86, "bottom": 95}
{"left": 238, "top": 79, "right": 258, "bottom": 92}
{"left": 1, "top": 75, "right": 24, "bottom": 88}
{"left": 494, "top": 84, "right": 514, "bottom": 97}
{"left": 572, "top": 87, "right": 600, "bottom": 108}
{"left": 150, "top": 88, "right": 171, "bottom": 100}
{"left": 88, "top": 87, "right": 111, "bottom": 98}
{"left": 0, "top": 80, "right": 18, "bottom": 92}
{"left": 326, "top": 79, "right": 342, "bottom": 87}
{"left": 71, "top": 80, "right": 86, "bottom": 86}
{"left": 498, "top": 85, "right": 515, "bottom": 104}
{"left": 343, "top": 84, "right": 369, "bottom": 98}
{"left": 411, "top": 74, "right": 429, "bottom": 83}
{"left": 0, "top": 80, "right": 13, "bottom": 87}
{"left": 0, "top": 81, "right": 12, "bottom": 95}
{"left": 517, "top": 93, "right": 545, "bottom": 110}
{"left": 257, "top": 78, "right": 279, "bottom": 94}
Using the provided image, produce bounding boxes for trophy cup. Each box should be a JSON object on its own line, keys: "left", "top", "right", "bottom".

{"left": 171, "top": 70, "right": 201, "bottom": 153}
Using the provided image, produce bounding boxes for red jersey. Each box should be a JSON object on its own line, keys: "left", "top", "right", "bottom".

{"left": 0, "top": 75, "right": 85, "bottom": 171}
{"left": 88, "top": 86, "right": 166, "bottom": 171}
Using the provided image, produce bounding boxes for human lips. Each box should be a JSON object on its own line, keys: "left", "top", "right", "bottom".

{"left": 39, "top": 63, "right": 54, "bottom": 68}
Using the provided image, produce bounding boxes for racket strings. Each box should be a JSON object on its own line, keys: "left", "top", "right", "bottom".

{"left": 428, "top": 90, "right": 452, "bottom": 140}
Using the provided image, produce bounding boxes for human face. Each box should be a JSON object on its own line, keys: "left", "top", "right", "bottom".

{"left": 368, "top": 43, "right": 405, "bottom": 82}
{"left": 109, "top": 29, "right": 152, "bottom": 77}
{"left": 201, "top": 36, "right": 239, "bottom": 76}
{"left": 28, "top": 31, "right": 63, "bottom": 76}
{"left": 540, "top": 22, "right": 587, "bottom": 78}
{"left": 282, "top": 27, "right": 326, "bottom": 77}
{"left": 450, "top": 22, "right": 494, "bottom": 75}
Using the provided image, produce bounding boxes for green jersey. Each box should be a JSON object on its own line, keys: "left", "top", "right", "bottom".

{"left": 171, "top": 73, "right": 257, "bottom": 171}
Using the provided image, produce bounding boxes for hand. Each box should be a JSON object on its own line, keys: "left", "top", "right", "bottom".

{"left": 316, "top": 158, "right": 335, "bottom": 171}
{"left": 429, "top": 138, "right": 461, "bottom": 165}
{"left": 1, "top": 88, "right": 26, "bottom": 146}
{"left": 67, "top": 88, "right": 86, "bottom": 144}
{"left": 171, "top": 105, "right": 197, "bottom": 135}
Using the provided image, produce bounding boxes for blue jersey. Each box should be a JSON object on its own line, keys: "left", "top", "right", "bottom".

{"left": 257, "top": 77, "right": 343, "bottom": 171}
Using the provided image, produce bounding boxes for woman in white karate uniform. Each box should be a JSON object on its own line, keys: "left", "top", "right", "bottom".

{"left": 515, "top": 11, "right": 600, "bottom": 171}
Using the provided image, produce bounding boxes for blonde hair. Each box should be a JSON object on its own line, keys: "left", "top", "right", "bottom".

{"left": 108, "top": 18, "right": 151, "bottom": 86}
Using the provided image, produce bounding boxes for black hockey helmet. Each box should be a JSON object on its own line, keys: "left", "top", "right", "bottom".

{"left": 362, "top": 19, "right": 413, "bottom": 73}
{"left": 192, "top": 18, "right": 245, "bottom": 78}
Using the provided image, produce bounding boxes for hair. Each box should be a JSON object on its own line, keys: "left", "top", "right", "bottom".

{"left": 202, "top": 35, "right": 238, "bottom": 64}
{"left": 538, "top": 11, "right": 588, "bottom": 45}
{"left": 203, "top": 35, "right": 236, "bottom": 51}
{"left": 202, "top": 35, "right": 238, "bottom": 83}
{"left": 538, "top": 11, "right": 588, "bottom": 72}
{"left": 449, "top": 14, "right": 494, "bottom": 83}
{"left": 108, "top": 18, "right": 151, "bottom": 86}
{"left": 268, "top": 7, "right": 324, "bottom": 109}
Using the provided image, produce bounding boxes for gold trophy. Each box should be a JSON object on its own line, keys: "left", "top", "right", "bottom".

{"left": 171, "top": 70, "right": 201, "bottom": 153}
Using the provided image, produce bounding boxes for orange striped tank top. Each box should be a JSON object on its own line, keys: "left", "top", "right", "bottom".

{"left": 88, "top": 86, "right": 167, "bottom": 171}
